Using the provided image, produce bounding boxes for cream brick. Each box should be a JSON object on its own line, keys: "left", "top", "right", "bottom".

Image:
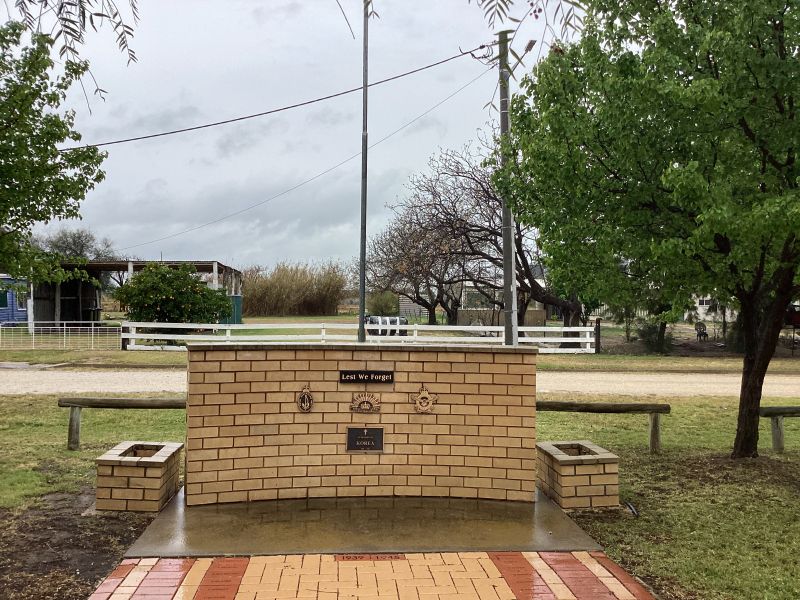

{"left": 186, "top": 345, "right": 537, "bottom": 504}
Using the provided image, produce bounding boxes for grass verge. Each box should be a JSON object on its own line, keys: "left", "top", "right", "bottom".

{"left": 540, "top": 392, "right": 800, "bottom": 600}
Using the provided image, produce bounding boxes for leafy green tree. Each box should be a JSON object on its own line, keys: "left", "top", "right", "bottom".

{"left": 115, "top": 263, "right": 231, "bottom": 323}
{"left": 367, "top": 291, "right": 400, "bottom": 316}
{"left": 0, "top": 22, "right": 106, "bottom": 282}
{"left": 496, "top": 0, "right": 800, "bottom": 457}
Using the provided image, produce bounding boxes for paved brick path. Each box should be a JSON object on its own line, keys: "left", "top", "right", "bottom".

{"left": 89, "top": 552, "right": 654, "bottom": 600}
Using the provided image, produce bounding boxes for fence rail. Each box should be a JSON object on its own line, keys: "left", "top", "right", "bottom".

{"left": 121, "top": 321, "right": 596, "bottom": 353}
{"left": 0, "top": 322, "right": 122, "bottom": 350}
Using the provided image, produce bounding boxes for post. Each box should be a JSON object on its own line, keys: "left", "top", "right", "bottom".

{"left": 771, "top": 416, "right": 785, "bottom": 453}
{"left": 67, "top": 406, "right": 82, "bottom": 450}
{"left": 649, "top": 413, "right": 662, "bottom": 454}
{"left": 26, "top": 281, "right": 34, "bottom": 334}
{"left": 54, "top": 282, "right": 61, "bottom": 323}
{"left": 595, "top": 317, "right": 601, "bottom": 354}
{"left": 212, "top": 261, "right": 219, "bottom": 290}
{"left": 357, "top": 0, "right": 369, "bottom": 344}
{"left": 499, "top": 30, "right": 518, "bottom": 346}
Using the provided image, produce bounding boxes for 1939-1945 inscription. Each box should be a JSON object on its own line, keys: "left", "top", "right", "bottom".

{"left": 346, "top": 427, "right": 384, "bottom": 452}
{"left": 339, "top": 370, "right": 394, "bottom": 384}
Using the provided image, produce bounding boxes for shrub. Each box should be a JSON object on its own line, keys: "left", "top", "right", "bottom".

{"left": 115, "top": 263, "right": 230, "bottom": 323}
{"left": 636, "top": 321, "right": 673, "bottom": 353}
{"left": 242, "top": 262, "right": 348, "bottom": 317}
{"left": 367, "top": 291, "right": 399, "bottom": 316}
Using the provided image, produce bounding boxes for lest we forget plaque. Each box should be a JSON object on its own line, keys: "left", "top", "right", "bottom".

{"left": 339, "top": 370, "right": 394, "bottom": 384}
{"left": 346, "top": 427, "right": 384, "bottom": 452}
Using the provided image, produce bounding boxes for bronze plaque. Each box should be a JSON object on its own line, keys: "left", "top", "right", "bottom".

{"left": 346, "top": 427, "right": 384, "bottom": 452}
{"left": 340, "top": 370, "right": 394, "bottom": 384}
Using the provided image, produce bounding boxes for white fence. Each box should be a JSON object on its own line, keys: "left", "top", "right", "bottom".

{"left": 0, "top": 322, "right": 122, "bottom": 350}
{"left": 122, "top": 322, "right": 596, "bottom": 354}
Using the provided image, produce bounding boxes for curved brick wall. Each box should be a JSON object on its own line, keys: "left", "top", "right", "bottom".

{"left": 185, "top": 344, "right": 537, "bottom": 505}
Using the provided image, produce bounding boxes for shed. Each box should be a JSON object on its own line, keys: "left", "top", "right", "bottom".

{"left": 0, "top": 275, "right": 29, "bottom": 323}
{"left": 31, "top": 260, "right": 243, "bottom": 324}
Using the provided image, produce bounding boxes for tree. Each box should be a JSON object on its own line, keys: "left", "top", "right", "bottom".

{"left": 400, "top": 144, "right": 584, "bottom": 327}
{"left": 497, "top": 0, "right": 800, "bottom": 457}
{"left": 115, "top": 263, "right": 230, "bottom": 323}
{"left": 0, "top": 23, "right": 106, "bottom": 283}
{"left": 35, "top": 226, "right": 114, "bottom": 260}
{"left": 34, "top": 226, "right": 134, "bottom": 287}
{"left": 367, "top": 212, "right": 462, "bottom": 325}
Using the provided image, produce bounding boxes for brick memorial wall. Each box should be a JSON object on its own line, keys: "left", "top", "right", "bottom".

{"left": 185, "top": 344, "right": 537, "bottom": 506}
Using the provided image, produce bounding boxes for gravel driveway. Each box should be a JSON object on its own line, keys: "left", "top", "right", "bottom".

{"left": 1, "top": 367, "right": 799, "bottom": 397}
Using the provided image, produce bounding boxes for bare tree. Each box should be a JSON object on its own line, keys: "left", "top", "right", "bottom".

{"left": 367, "top": 212, "right": 463, "bottom": 324}
{"left": 397, "top": 143, "right": 583, "bottom": 327}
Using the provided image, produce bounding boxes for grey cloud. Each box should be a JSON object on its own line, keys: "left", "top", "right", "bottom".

{"left": 305, "top": 107, "right": 356, "bottom": 127}
{"left": 215, "top": 119, "right": 291, "bottom": 158}
{"left": 402, "top": 115, "right": 448, "bottom": 138}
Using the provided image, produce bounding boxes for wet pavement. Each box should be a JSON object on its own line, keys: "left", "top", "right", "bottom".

{"left": 90, "top": 551, "right": 655, "bottom": 600}
{"left": 126, "top": 490, "right": 600, "bottom": 558}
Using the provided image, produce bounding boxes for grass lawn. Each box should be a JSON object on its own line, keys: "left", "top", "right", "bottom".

{"left": 0, "top": 392, "right": 798, "bottom": 599}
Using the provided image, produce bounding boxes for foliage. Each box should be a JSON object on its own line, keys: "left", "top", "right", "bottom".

{"left": 0, "top": 22, "right": 106, "bottom": 283}
{"left": 497, "top": 0, "right": 800, "bottom": 456}
{"left": 635, "top": 321, "right": 673, "bottom": 354}
{"left": 34, "top": 226, "right": 119, "bottom": 260}
{"left": 242, "top": 262, "right": 348, "bottom": 317}
{"left": 15, "top": 1, "right": 139, "bottom": 65}
{"left": 366, "top": 290, "right": 399, "bottom": 316}
{"left": 114, "top": 263, "right": 230, "bottom": 323}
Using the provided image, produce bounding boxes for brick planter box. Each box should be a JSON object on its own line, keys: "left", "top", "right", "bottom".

{"left": 96, "top": 441, "right": 183, "bottom": 512}
{"left": 536, "top": 440, "right": 619, "bottom": 509}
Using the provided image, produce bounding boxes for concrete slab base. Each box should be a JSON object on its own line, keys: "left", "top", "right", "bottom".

{"left": 126, "top": 489, "right": 601, "bottom": 557}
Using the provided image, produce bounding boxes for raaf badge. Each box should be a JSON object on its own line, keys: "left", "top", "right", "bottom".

{"left": 411, "top": 385, "right": 438, "bottom": 414}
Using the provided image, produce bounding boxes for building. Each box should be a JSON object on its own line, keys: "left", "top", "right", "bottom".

{"left": 27, "top": 260, "right": 243, "bottom": 324}
{"left": 0, "top": 275, "right": 29, "bottom": 323}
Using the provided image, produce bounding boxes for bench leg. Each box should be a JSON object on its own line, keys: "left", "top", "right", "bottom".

{"left": 649, "top": 413, "right": 662, "bottom": 454}
{"left": 771, "top": 416, "right": 785, "bottom": 453}
{"left": 67, "top": 406, "right": 82, "bottom": 451}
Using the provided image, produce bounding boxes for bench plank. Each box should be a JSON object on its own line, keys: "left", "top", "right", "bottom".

{"left": 58, "top": 397, "right": 186, "bottom": 409}
{"left": 537, "top": 400, "right": 670, "bottom": 454}
{"left": 537, "top": 401, "right": 671, "bottom": 414}
{"left": 59, "top": 397, "right": 186, "bottom": 450}
{"left": 759, "top": 406, "right": 800, "bottom": 418}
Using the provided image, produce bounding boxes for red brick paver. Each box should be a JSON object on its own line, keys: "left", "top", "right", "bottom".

{"left": 90, "top": 552, "right": 656, "bottom": 600}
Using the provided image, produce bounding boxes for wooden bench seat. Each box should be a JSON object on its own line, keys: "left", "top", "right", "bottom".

{"left": 537, "top": 400, "right": 671, "bottom": 454}
{"left": 58, "top": 397, "right": 186, "bottom": 450}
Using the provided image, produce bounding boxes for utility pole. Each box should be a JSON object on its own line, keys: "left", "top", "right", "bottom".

{"left": 357, "top": 0, "right": 369, "bottom": 343}
{"left": 499, "top": 30, "right": 518, "bottom": 346}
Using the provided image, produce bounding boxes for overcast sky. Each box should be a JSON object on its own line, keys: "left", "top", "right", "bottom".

{"left": 36, "top": 1, "right": 548, "bottom": 269}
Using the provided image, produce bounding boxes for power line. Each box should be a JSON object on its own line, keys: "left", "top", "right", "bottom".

{"left": 118, "top": 66, "right": 493, "bottom": 252}
{"left": 60, "top": 43, "right": 494, "bottom": 152}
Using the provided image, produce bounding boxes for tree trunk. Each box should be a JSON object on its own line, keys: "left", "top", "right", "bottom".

{"left": 656, "top": 321, "right": 668, "bottom": 353}
{"left": 440, "top": 302, "right": 458, "bottom": 325}
{"left": 426, "top": 306, "right": 437, "bottom": 325}
{"left": 731, "top": 267, "right": 797, "bottom": 458}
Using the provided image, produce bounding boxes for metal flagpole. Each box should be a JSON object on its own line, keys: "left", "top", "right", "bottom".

{"left": 499, "top": 30, "right": 518, "bottom": 346}
{"left": 357, "top": 0, "right": 369, "bottom": 343}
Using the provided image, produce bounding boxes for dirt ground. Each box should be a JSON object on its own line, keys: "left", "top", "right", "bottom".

{"left": 0, "top": 489, "right": 152, "bottom": 600}
{"left": 3, "top": 366, "right": 800, "bottom": 397}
